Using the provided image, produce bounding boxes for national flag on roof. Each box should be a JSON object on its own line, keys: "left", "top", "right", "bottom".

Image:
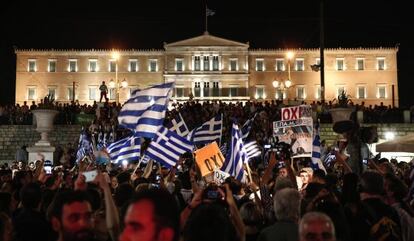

{"left": 206, "top": 7, "right": 215, "bottom": 16}
{"left": 144, "top": 126, "right": 194, "bottom": 168}
{"left": 106, "top": 133, "right": 141, "bottom": 164}
{"left": 244, "top": 141, "right": 261, "bottom": 160}
{"left": 241, "top": 113, "right": 257, "bottom": 141}
{"left": 118, "top": 82, "right": 173, "bottom": 139}
{"left": 221, "top": 123, "right": 247, "bottom": 182}
{"left": 187, "top": 114, "right": 222, "bottom": 146}
{"left": 311, "top": 122, "right": 327, "bottom": 174}
{"left": 166, "top": 112, "right": 189, "bottom": 137}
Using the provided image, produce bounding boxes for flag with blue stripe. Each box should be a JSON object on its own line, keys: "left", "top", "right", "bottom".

{"left": 241, "top": 113, "right": 257, "bottom": 141}
{"left": 118, "top": 82, "right": 173, "bottom": 138}
{"left": 311, "top": 122, "right": 327, "bottom": 173}
{"left": 144, "top": 126, "right": 194, "bottom": 168}
{"left": 76, "top": 129, "right": 93, "bottom": 162}
{"left": 219, "top": 143, "right": 228, "bottom": 157}
{"left": 166, "top": 112, "right": 189, "bottom": 137}
{"left": 106, "top": 133, "right": 141, "bottom": 164}
{"left": 244, "top": 141, "right": 261, "bottom": 160}
{"left": 221, "top": 123, "right": 247, "bottom": 182}
{"left": 187, "top": 114, "right": 222, "bottom": 146}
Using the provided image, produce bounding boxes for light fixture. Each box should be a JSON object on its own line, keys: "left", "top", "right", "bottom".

{"left": 112, "top": 51, "right": 120, "bottom": 61}
{"left": 385, "top": 132, "right": 395, "bottom": 140}
{"left": 121, "top": 78, "right": 128, "bottom": 88}
{"left": 109, "top": 79, "right": 115, "bottom": 88}
{"left": 285, "top": 79, "right": 292, "bottom": 88}
{"left": 272, "top": 80, "right": 279, "bottom": 88}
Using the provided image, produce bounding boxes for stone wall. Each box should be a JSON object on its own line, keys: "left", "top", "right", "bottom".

{"left": 0, "top": 125, "right": 82, "bottom": 163}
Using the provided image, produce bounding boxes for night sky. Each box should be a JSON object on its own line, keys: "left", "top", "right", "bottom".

{"left": 1, "top": 0, "right": 411, "bottom": 106}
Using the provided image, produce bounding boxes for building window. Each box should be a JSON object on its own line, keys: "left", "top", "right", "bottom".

{"left": 194, "top": 56, "right": 201, "bottom": 71}
{"left": 28, "top": 59, "right": 37, "bottom": 72}
{"left": 175, "top": 58, "right": 184, "bottom": 72}
{"left": 356, "top": 58, "right": 365, "bottom": 70}
{"left": 48, "top": 87, "right": 57, "bottom": 99}
{"left": 129, "top": 59, "right": 138, "bottom": 72}
{"left": 213, "top": 56, "right": 219, "bottom": 71}
{"left": 203, "top": 82, "right": 210, "bottom": 97}
{"left": 357, "top": 86, "right": 366, "bottom": 99}
{"left": 229, "top": 85, "right": 238, "bottom": 97}
{"left": 203, "top": 56, "right": 210, "bottom": 71}
{"left": 212, "top": 82, "right": 220, "bottom": 96}
{"left": 337, "top": 86, "right": 345, "bottom": 97}
{"left": 315, "top": 58, "right": 321, "bottom": 66}
{"left": 315, "top": 85, "right": 321, "bottom": 100}
{"left": 276, "top": 59, "right": 285, "bottom": 71}
{"left": 296, "top": 86, "right": 306, "bottom": 100}
{"left": 275, "top": 90, "right": 285, "bottom": 100}
{"left": 336, "top": 58, "right": 345, "bottom": 71}
{"left": 27, "top": 87, "right": 36, "bottom": 100}
{"left": 256, "top": 59, "right": 264, "bottom": 71}
{"left": 89, "top": 59, "right": 98, "bottom": 72}
{"left": 109, "top": 88, "right": 116, "bottom": 100}
{"left": 377, "top": 57, "right": 386, "bottom": 70}
{"left": 48, "top": 59, "right": 56, "bottom": 72}
{"left": 109, "top": 60, "right": 117, "bottom": 72}
{"left": 67, "top": 87, "right": 74, "bottom": 100}
{"left": 194, "top": 82, "right": 201, "bottom": 97}
{"left": 88, "top": 86, "right": 97, "bottom": 100}
{"left": 295, "top": 58, "right": 304, "bottom": 71}
{"left": 128, "top": 86, "right": 139, "bottom": 98}
{"left": 229, "top": 58, "right": 238, "bottom": 71}
{"left": 175, "top": 86, "right": 184, "bottom": 97}
{"left": 255, "top": 86, "right": 265, "bottom": 99}
{"left": 377, "top": 85, "right": 386, "bottom": 98}
{"left": 68, "top": 59, "right": 78, "bottom": 72}
{"left": 149, "top": 59, "right": 158, "bottom": 72}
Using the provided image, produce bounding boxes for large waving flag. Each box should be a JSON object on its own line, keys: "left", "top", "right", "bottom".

{"left": 221, "top": 123, "right": 247, "bottom": 181}
{"left": 118, "top": 82, "right": 173, "bottom": 138}
{"left": 166, "top": 112, "right": 189, "bottom": 137}
{"left": 244, "top": 141, "right": 261, "bottom": 160}
{"left": 187, "top": 114, "right": 222, "bottom": 146}
{"left": 144, "top": 126, "right": 194, "bottom": 168}
{"left": 241, "top": 113, "right": 257, "bottom": 141}
{"left": 106, "top": 133, "right": 141, "bottom": 164}
{"left": 311, "top": 122, "right": 327, "bottom": 173}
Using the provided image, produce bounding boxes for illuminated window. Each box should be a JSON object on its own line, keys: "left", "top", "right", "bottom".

{"left": 377, "top": 85, "right": 386, "bottom": 98}
{"left": 129, "top": 59, "right": 138, "bottom": 72}
{"left": 89, "top": 59, "right": 98, "bottom": 72}
{"left": 229, "top": 58, "right": 238, "bottom": 71}
{"left": 203, "top": 82, "right": 210, "bottom": 97}
{"left": 295, "top": 58, "right": 304, "bottom": 71}
{"left": 356, "top": 58, "right": 365, "bottom": 70}
{"left": 357, "top": 86, "right": 366, "bottom": 99}
{"left": 296, "top": 86, "right": 306, "bottom": 100}
{"left": 315, "top": 85, "right": 321, "bottom": 100}
{"left": 48, "top": 59, "right": 57, "bottom": 72}
{"left": 48, "top": 86, "right": 57, "bottom": 99}
{"left": 315, "top": 58, "right": 321, "bottom": 65}
{"left": 88, "top": 86, "right": 97, "bottom": 100}
{"left": 109, "top": 88, "right": 116, "bottom": 100}
{"left": 28, "top": 59, "right": 37, "bottom": 72}
{"left": 203, "top": 56, "right": 210, "bottom": 71}
{"left": 194, "top": 82, "right": 201, "bottom": 97}
{"left": 377, "top": 57, "right": 386, "bottom": 70}
{"left": 109, "top": 60, "right": 116, "bottom": 72}
{"left": 175, "top": 86, "right": 184, "bottom": 97}
{"left": 255, "top": 86, "right": 265, "bottom": 99}
{"left": 212, "top": 82, "right": 220, "bottom": 96}
{"left": 67, "top": 87, "right": 73, "bottom": 100}
{"left": 336, "top": 58, "right": 345, "bottom": 71}
{"left": 27, "top": 87, "right": 36, "bottom": 100}
{"left": 68, "top": 59, "right": 78, "bottom": 72}
{"left": 175, "top": 58, "right": 184, "bottom": 72}
{"left": 149, "top": 59, "right": 158, "bottom": 72}
{"left": 194, "top": 56, "right": 201, "bottom": 71}
{"left": 229, "top": 85, "right": 238, "bottom": 97}
{"left": 256, "top": 59, "right": 264, "bottom": 71}
{"left": 276, "top": 59, "right": 284, "bottom": 71}
{"left": 213, "top": 56, "right": 219, "bottom": 71}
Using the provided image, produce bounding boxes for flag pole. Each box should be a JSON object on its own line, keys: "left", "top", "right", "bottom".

{"left": 205, "top": 4, "right": 208, "bottom": 33}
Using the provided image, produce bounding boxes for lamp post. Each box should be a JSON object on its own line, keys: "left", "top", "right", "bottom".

{"left": 109, "top": 51, "right": 128, "bottom": 105}
{"left": 273, "top": 51, "right": 294, "bottom": 101}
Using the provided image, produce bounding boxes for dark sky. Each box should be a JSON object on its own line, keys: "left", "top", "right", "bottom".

{"left": 1, "top": 0, "right": 411, "bottom": 106}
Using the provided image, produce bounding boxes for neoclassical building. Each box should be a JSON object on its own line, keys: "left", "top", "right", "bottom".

{"left": 15, "top": 33, "right": 399, "bottom": 106}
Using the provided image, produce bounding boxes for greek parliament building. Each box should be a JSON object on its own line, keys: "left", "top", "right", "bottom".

{"left": 15, "top": 33, "right": 399, "bottom": 106}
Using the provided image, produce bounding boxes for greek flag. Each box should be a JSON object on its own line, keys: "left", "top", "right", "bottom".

{"left": 144, "top": 126, "right": 194, "bottom": 168}
{"left": 221, "top": 123, "right": 247, "bottom": 182}
{"left": 241, "top": 113, "right": 257, "bottom": 141}
{"left": 106, "top": 133, "right": 141, "bottom": 164}
{"left": 118, "top": 82, "right": 173, "bottom": 138}
{"left": 219, "top": 143, "right": 228, "bottom": 157}
{"left": 76, "top": 129, "right": 93, "bottom": 162}
{"left": 311, "top": 123, "right": 327, "bottom": 173}
{"left": 206, "top": 7, "right": 215, "bottom": 16}
{"left": 187, "top": 114, "right": 222, "bottom": 146}
{"left": 166, "top": 113, "right": 189, "bottom": 137}
{"left": 244, "top": 141, "right": 261, "bottom": 160}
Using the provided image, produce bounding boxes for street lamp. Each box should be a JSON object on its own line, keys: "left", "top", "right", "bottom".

{"left": 109, "top": 51, "right": 128, "bottom": 105}
{"left": 273, "top": 51, "right": 294, "bottom": 100}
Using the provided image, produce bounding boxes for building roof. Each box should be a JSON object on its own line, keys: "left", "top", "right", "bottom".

{"left": 164, "top": 32, "right": 249, "bottom": 48}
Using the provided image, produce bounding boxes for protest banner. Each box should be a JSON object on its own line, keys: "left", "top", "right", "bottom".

{"left": 195, "top": 142, "right": 225, "bottom": 177}
{"left": 281, "top": 105, "right": 312, "bottom": 121}
{"left": 213, "top": 168, "right": 230, "bottom": 184}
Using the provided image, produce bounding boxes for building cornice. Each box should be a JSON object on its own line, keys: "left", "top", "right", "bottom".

{"left": 249, "top": 46, "right": 398, "bottom": 55}
{"left": 15, "top": 49, "right": 165, "bottom": 56}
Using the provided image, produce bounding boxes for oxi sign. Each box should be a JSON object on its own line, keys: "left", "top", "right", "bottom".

{"left": 281, "top": 105, "right": 312, "bottom": 121}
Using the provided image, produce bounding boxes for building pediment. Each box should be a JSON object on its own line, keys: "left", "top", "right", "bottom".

{"left": 164, "top": 32, "right": 249, "bottom": 49}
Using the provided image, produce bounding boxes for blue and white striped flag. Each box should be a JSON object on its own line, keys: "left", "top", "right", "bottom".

{"left": 311, "top": 123, "right": 327, "bottom": 173}
{"left": 106, "top": 133, "right": 141, "bottom": 164}
{"left": 241, "top": 113, "right": 257, "bottom": 141}
{"left": 221, "top": 123, "right": 247, "bottom": 182}
{"left": 206, "top": 7, "right": 215, "bottom": 16}
{"left": 144, "top": 126, "right": 194, "bottom": 168}
{"left": 166, "top": 113, "right": 189, "bottom": 137}
{"left": 187, "top": 114, "right": 222, "bottom": 146}
{"left": 244, "top": 141, "right": 261, "bottom": 160}
{"left": 76, "top": 130, "right": 93, "bottom": 162}
{"left": 219, "top": 143, "right": 228, "bottom": 157}
{"left": 118, "top": 82, "right": 173, "bottom": 139}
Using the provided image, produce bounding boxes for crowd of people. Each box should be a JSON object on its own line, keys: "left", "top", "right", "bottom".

{"left": 0, "top": 99, "right": 413, "bottom": 241}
